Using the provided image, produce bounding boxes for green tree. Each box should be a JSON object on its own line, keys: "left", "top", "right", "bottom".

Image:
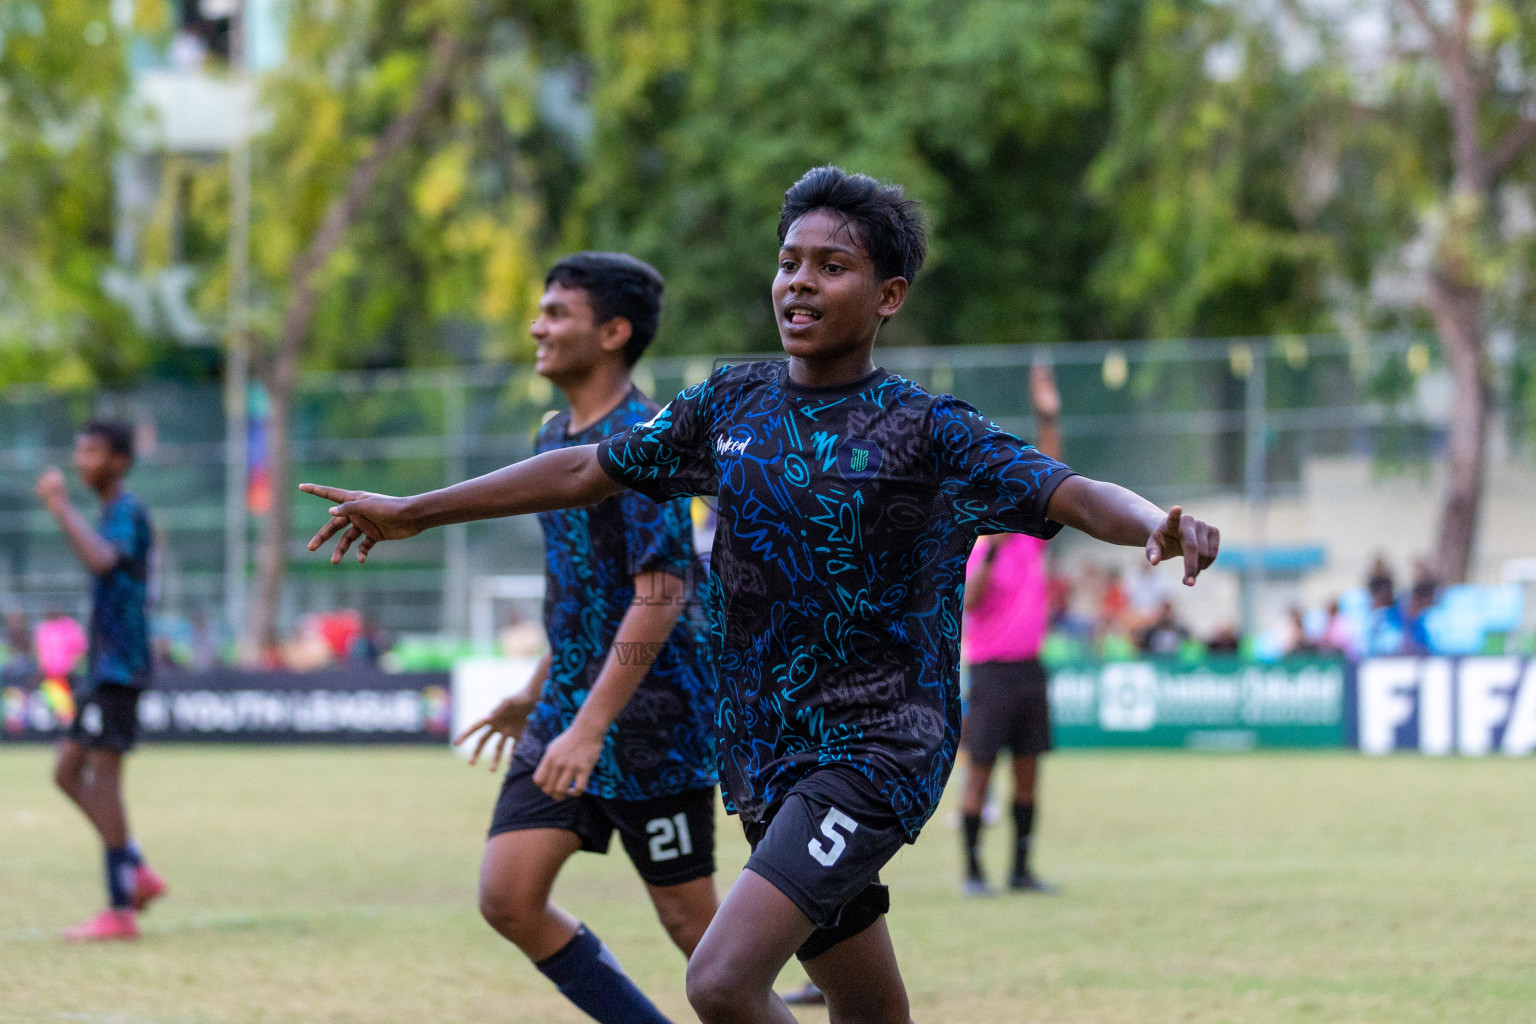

{"left": 1091, "top": 0, "right": 1536, "bottom": 583}
{"left": 567, "top": 0, "right": 1143, "bottom": 354}
{"left": 0, "top": 0, "right": 149, "bottom": 387}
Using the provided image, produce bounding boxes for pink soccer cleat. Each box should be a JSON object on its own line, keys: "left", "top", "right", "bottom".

{"left": 62, "top": 908, "right": 139, "bottom": 942}
{"left": 131, "top": 865, "right": 167, "bottom": 911}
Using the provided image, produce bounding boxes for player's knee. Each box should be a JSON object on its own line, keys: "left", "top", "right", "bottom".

{"left": 685, "top": 954, "right": 753, "bottom": 1022}
{"left": 477, "top": 885, "right": 539, "bottom": 940}
{"left": 652, "top": 898, "right": 703, "bottom": 954}
{"left": 53, "top": 760, "right": 81, "bottom": 795}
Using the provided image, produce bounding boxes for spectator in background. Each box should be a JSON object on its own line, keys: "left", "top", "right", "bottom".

{"left": 1125, "top": 560, "right": 1172, "bottom": 633}
{"left": 1137, "top": 599, "right": 1189, "bottom": 657}
{"left": 1321, "top": 599, "right": 1353, "bottom": 656}
{"left": 4, "top": 612, "right": 38, "bottom": 682}
{"left": 1403, "top": 567, "right": 1438, "bottom": 656}
{"left": 1205, "top": 623, "right": 1241, "bottom": 655}
{"left": 1283, "top": 606, "right": 1321, "bottom": 656}
{"left": 1363, "top": 570, "right": 1406, "bottom": 656}
{"left": 1099, "top": 567, "right": 1128, "bottom": 634}
{"left": 1046, "top": 572, "right": 1094, "bottom": 646}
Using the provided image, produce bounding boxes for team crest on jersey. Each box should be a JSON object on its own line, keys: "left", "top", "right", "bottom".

{"left": 837, "top": 438, "right": 883, "bottom": 480}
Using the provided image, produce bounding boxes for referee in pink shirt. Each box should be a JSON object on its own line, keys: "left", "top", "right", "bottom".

{"left": 959, "top": 364, "right": 1062, "bottom": 896}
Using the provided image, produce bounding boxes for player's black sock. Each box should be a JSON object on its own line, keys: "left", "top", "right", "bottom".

{"left": 962, "top": 813, "right": 985, "bottom": 880}
{"left": 104, "top": 847, "right": 135, "bottom": 909}
{"left": 1011, "top": 802, "right": 1036, "bottom": 879}
{"left": 535, "top": 924, "right": 673, "bottom": 1024}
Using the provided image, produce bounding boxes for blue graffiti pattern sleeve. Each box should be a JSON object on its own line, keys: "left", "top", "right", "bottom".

{"left": 595, "top": 375, "right": 721, "bottom": 502}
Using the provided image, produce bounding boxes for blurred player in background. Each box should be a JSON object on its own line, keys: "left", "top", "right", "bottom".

{"left": 453, "top": 253, "right": 719, "bottom": 1024}
{"left": 35, "top": 419, "right": 166, "bottom": 941}
{"left": 959, "top": 363, "right": 1064, "bottom": 897}
{"left": 302, "top": 167, "right": 1219, "bottom": 1024}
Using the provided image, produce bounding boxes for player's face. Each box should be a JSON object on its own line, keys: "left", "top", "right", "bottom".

{"left": 530, "top": 283, "right": 608, "bottom": 384}
{"left": 72, "top": 435, "right": 122, "bottom": 490}
{"left": 773, "top": 208, "right": 907, "bottom": 365}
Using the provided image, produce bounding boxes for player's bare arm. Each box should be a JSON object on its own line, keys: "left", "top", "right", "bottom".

{"left": 34, "top": 469, "right": 119, "bottom": 576}
{"left": 1046, "top": 477, "right": 1219, "bottom": 586}
{"left": 531, "top": 569, "right": 690, "bottom": 800}
{"left": 301, "top": 444, "right": 623, "bottom": 565}
{"left": 454, "top": 652, "right": 550, "bottom": 772}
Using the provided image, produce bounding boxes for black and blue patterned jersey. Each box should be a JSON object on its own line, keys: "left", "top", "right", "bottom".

{"left": 596, "top": 362, "right": 1075, "bottom": 838}
{"left": 516, "top": 385, "right": 718, "bottom": 801}
{"left": 89, "top": 492, "right": 153, "bottom": 692}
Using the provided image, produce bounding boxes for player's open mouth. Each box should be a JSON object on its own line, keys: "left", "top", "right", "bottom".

{"left": 783, "top": 303, "right": 822, "bottom": 327}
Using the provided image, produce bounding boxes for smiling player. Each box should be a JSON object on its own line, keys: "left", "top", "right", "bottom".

{"left": 300, "top": 166, "right": 1219, "bottom": 1023}
{"left": 452, "top": 253, "right": 719, "bottom": 1024}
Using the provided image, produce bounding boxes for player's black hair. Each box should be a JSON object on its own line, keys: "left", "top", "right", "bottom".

{"left": 778, "top": 166, "right": 928, "bottom": 284}
{"left": 544, "top": 252, "right": 665, "bottom": 367}
{"left": 81, "top": 418, "right": 135, "bottom": 463}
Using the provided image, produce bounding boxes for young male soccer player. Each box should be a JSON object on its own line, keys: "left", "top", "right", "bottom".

{"left": 959, "top": 362, "right": 1065, "bottom": 897}
{"left": 450, "top": 253, "right": 720, "bottom": 1024}
{"left": 301, "top": 167, "right": 1219, "bottom": 1023}
{"left": 35, "top": 419, "right": 166, "bottom": 941}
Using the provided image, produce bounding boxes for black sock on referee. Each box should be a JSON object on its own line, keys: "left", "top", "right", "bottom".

{"left": 962, "top": 813, "right": 984, "bottom": 880}
{"left": 1011, "top": 802, "right": 1036, "bottom": 879}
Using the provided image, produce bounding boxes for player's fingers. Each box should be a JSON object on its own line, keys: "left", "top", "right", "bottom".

{"left": 489, "top": 732, "right": 508, "bottom": 773}
{"left": 357, "top": 536, "right": 375, "bottom": 563}
{"left": 571, "top": 768, "right": 590, "bottom": 796}
{"left": 1203, "top": 523, "right": 1221, "bottom": 569}
{"left": 1180, "top": 515, "right": 1200, "bottom": 585}
{"left": 308, "top": 515, "right": 348, "bottom": 552}
{"left": 331, "top": 525, "right": 363, "bottom": 565}
{"left": 455, "top": 719, "right": 488, "bottom": 753}
{"left": 299, "top": 483, "right": 354, "bottom": 502}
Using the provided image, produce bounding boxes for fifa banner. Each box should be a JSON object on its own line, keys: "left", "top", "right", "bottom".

{"left": 1351, "top": 656, "right": 1536, "bottom": 756}
{"left": 1, "top": 668, "right": 452, "bottom": 744}
{"left": 1047, "top": 658, "right": 1347, "bottom": 749}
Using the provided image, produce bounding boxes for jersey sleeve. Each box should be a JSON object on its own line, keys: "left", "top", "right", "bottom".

{"left": 596, "top": 376, "right": 720, "bottom": 502}
{"left": 100, "top": 498, "right": 151, "bottom": 575}
{"left": 930, "top": 396, "right": 1076, "bottom": 539}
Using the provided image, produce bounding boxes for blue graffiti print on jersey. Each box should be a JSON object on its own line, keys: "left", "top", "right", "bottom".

{"left": 516, "top": 385, "right": 717, "bottom": 801}
{"left": 597, "top": 362, "right": 1076, "bottom": 838}
{"left": 88, "top": 493, "right": 153, "bottom": 693}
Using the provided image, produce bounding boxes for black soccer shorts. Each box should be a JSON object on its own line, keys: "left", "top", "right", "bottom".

{"left": 742, "top": 766, "right": 908, "bottom": 962}
{"left": 961, "top": 657, "right": 1053, "bottom": 763}
{"left": 67, "top": 683, "right": 143, "bottom": 754}
{"left": 488, "top": 758, "right": 716, "bottom": 887}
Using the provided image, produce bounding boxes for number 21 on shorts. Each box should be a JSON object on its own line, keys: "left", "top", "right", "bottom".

{"left": 647, "top": 813, "right": 693, "bottom": 862}
{"left": 808, "top": 808, "right": 859, "bottom": 867}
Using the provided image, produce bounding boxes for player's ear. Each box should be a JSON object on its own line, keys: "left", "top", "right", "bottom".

{"left": 876, "top": 277, "right": 908, "bottom": 319}
{"left": 598, "top": 316, "right": 633, "bottom": 356}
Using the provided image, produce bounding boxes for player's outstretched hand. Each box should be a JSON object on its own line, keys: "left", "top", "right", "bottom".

{"left": 453, "top": 694, "right": 536, "bottom": 772}
{"left": 1146, "top": 505, "right": 1219, "bottom": 586}
{"left": 532, "top": 726, "right": 604, "bottom": 801}
{"left": 299, "top": 483, "right": 419, "bottom": 565}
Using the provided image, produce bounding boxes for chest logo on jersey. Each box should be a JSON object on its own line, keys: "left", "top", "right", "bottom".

{"left": 837, "top": 438, "right": 883, "bottom": 480}
{"left": 714, "top": 435, "right": 750, "bottom": 457}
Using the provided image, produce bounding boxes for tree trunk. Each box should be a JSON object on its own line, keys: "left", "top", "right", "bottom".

{"left": 1424, "top": 268, "right": 1487, "bottom": 585}
{"left": 245, "top": 31, "right": 459, "bottom": 656}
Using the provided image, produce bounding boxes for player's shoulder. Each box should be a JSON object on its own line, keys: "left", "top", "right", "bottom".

{"left": 698, "top": 358, "right": 782, "bottom": 396}
{"left": 113, "top": 491, "right": 152, "bottom": 524}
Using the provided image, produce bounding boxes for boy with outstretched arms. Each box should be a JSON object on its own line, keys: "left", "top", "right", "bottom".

{"left": 451, "top": 253, "right": 720, "bottom": 1024}
{"left": 302, "top": 168, "right": 1219, "bottom": 1023}
{"left": 36, "top": 420, "right": 167, "bottom": 941}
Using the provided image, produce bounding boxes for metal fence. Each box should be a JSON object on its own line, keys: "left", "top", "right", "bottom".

{"left": 0, "top": 333, "right": 1525, "bottom": 639}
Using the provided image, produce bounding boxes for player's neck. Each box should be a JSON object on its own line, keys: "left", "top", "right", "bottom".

{"left": 93, "top": 478, "right": 124, "bottom": 505}
{"left": 786, "top": 351, "right": 878, "bottom": 389}
{"left": 560, "top": 360, "right": 634, "bottom": 434}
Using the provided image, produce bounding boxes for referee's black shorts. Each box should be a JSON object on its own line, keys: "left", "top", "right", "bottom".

{"left": 961, "top": 658, "right": 1052, "bottom": 763}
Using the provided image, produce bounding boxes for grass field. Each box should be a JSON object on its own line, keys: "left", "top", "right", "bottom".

{"left": 2, "top": 747, "right": 1533, "bottom": 1024}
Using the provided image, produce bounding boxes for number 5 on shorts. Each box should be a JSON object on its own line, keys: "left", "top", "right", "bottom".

{"left": 808, "top": 808, "right": 859, "bottom": 867}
